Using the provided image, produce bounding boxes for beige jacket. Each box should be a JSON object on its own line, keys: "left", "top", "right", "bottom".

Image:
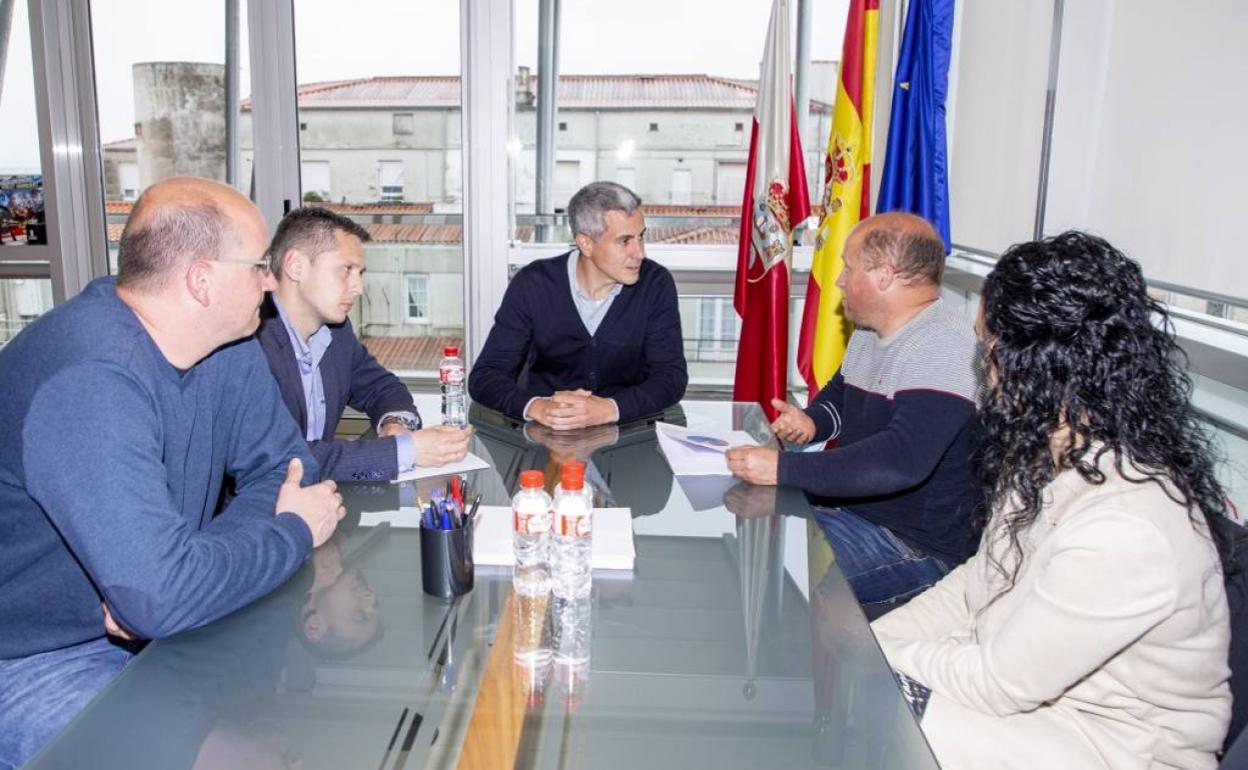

{"left": 872, "top": 456, "right": 1231, "bottom": 770}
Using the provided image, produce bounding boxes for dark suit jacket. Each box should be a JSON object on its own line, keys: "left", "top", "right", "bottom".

{"left": 257, "top": 297, "right": 421, "bottom": 482}
{"left": 467, "top": 251, "right": 688, "bottom": 421}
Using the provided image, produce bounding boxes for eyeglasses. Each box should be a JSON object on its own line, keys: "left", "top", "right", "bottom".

{"left": 214, "top": 257, "right": 272, "bottom": 274}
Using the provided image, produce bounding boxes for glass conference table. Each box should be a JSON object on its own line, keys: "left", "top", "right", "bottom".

{"left": 28, "top": 401, "right": 938, "bottom": 770}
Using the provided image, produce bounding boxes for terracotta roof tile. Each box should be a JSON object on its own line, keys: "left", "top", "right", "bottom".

{"left": 242, "top": 74, "right": 833, "bottom": 113}
{"left": 362, "top": 334, "right": 462, "bottom": 371}
{"left": 308, "top": 202, "right": 434, "bottom": 215}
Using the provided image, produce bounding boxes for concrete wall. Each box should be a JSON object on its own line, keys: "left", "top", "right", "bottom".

{"left": 132, "top": 63, "right": 227, "bottom": 188}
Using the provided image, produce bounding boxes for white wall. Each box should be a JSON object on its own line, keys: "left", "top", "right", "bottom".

{"left": 946, "top": 0, "right": 1053, "bottom": 255}
{"left": 1045, "top": 0, "right": 1248, "bottom": 298}
{"left": 949, "top": 0, "right": 1248, "bottom": 300}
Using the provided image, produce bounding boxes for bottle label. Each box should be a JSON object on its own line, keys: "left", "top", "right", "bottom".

{"left": 440, "top": 364, "right": 465, "bottom": 385}
{"left": 514, "top": 507, "right": 553, "bottom": 536}
{"left": 559, "top": 513, "right": 592, "bottom": 539}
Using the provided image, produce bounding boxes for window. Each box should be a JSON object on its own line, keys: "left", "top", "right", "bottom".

{"left": 293, "top": 0, "right": 464, "bottom": 380}
{"left": 695, "top": 298, "right": 738, "bottom": 361}
{"left": 0, "top": 279, "right": 53, "bottom": 343}
{"left": 118, "top": 163, "right": 140, "bottom": 201}
{"left": 511, "top": 0, "right": 840, "bottom": 243}
{"left": 406, "top": 275, "right": 430, "bottom": 322}
{"left": 378, "top": 161, "right": 405, "bottom": 202}
{"left": 716, "top": 161, "right": 747, "bottom": 204}
{"left": 669, "top": 168, "right": 692, "bottom": 205}
{"left": 555, "top": 160, "right": 580, "bottom": 209}
{"left": 301, "top": 161, "right": 331, "bottom": 202}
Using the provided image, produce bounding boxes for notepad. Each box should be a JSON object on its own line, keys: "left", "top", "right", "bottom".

{"left": 471, "top": 506, "right": 635, "bottom": 571}
{"left": 390, "top": 451, "right": 490, "bottom": 483}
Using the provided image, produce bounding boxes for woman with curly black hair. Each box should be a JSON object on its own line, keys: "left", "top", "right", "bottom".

{"left": 871, "top": 231, "right": 1232, "bottom": 770}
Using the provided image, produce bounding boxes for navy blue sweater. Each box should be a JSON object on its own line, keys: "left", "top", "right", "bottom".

{"left": 778, "top": 300, "right": 982, "bottom": 562}
{"left": 0, "top": 278, "right": 315, "bottom": 658}
{"left": 468, "top": 252, "right": 688, "bottom": 422}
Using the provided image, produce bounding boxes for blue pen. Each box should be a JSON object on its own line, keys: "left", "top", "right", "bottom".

{"left": 439, "top": 501, "right": 453, "bottom": 530}
{"left": 423, "top": 501, "right": 437, "bottom": 529}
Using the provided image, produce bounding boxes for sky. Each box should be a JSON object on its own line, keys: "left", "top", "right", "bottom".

{"left": 0, "top": 0, "right": 848, "bottom": 172}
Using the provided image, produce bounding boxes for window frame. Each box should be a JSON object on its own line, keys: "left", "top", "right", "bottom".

{"left": 405, "top": 273, "right": 431, "bottom": 324}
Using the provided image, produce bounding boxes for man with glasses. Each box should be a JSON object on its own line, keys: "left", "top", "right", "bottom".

{"left": 469, "top": 181, "right": 688, "bottom": 429}
{"left": 0, "top": 177, "right": 345, "bottom": 769}
{"left": 258, "top": 207, "right": 471, "bottom": 482}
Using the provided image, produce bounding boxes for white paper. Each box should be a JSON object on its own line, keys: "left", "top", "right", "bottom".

{"left": 471, "top": 506, "right": 635, "bottom": 571}
{"left": 654, "top": 422, "right": 758, "bottom": 476}
{"left": 358, "top": 507, "right": 423, "bottom": 528}
{"left": 390, "top": 451, "right": 490, "bottom": 483}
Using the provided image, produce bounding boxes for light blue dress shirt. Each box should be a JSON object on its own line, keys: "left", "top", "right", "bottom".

{"left": 272, "top": 297, "right": 416, "bottom": 470}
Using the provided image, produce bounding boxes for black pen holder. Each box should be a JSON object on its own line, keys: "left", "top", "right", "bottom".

{"left": 420, "top": 519, "right": 475, "bottom": 600}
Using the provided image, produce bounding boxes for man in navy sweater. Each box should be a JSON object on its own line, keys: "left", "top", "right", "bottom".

{"left": 727, "top": 213, "right": 981, "bottom": 615}
{"left": 258, "top": 207, "right": 471, "bottom": 481}
{"left": 468, "top": 181, "right": 688, "bottom": 429}
{"left": 0, "top": 178, "right": 345, "bottom": 769}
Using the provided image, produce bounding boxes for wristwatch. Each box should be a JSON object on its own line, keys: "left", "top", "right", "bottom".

{"left": 380, "top": 414, "right": 420, "bottom": 431}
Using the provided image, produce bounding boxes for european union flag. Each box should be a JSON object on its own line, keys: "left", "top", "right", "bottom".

{"left": 877, "top": 0, "right": 955, "bottom": 251}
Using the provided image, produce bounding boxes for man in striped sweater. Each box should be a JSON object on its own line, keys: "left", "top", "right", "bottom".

{"left": 728, "top": 212, "right": 981, "bottom": 615}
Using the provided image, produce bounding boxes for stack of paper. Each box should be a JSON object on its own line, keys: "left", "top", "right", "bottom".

{"left": 471, "top": 506, "right": 635, "bottom": 571}
{"left": 654, "top": 422, "right": 757, "bottom": 476}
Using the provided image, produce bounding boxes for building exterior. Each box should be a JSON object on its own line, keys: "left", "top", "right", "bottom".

{"left": 90, "top": 67, "right": 835, "bottom": 379}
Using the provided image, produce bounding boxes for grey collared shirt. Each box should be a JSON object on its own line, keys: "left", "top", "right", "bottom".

{"left": 567, "top": 250, "right": 622, "bottom": 336}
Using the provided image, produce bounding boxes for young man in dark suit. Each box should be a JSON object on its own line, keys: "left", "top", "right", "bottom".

{"left": 258, "top": 208, "right": 471, "bottom": 481}
{"left": 468, "top": 181, "right": 688, "bottom": 429}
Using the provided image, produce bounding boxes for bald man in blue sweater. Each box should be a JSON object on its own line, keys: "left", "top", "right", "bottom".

{"left": 0, "top": 178, "right": 344, "bottom": 769}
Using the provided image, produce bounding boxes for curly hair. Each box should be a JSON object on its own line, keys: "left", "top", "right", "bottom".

{"left": 978, "top": 231, "right": 1230, "bottom": 594}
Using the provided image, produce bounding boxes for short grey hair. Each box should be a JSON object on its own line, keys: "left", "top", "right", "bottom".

{"left": 567, "top": 181, "right": 642, "bottom": 240}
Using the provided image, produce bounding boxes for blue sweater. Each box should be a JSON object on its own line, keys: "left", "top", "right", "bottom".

{"left": 0, "top": 278, "right": 315, "bottom": 658}
{"left": 468, "top": 251, "right": 688, "bottom": 422}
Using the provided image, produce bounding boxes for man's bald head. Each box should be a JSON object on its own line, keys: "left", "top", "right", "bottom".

{"left": 116, "top": 177, "right": 262, "bottom": 292}
{"left": 850, "top": 211, "right": 946, "bottom": 286}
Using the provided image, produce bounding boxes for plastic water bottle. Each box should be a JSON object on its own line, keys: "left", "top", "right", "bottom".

{"left": 552, "top": 461, "right": 593, "bottom": 599}
{"left": 512, "top": 565, "right": 552, "bottom": 660}
{"left": 512, "top": 469, "right": 553, "bottom": 568}
{"left": 512, "top": 565, "right": 552, "bottom": 707}
{"left": 551, "top": 594, "right": 592, "bottom": 709}
{"left": 551, "top": 593, "right": 591, "bottom": 666}
{"left": 439, "top": 345, "right": 467, "bottom": 427}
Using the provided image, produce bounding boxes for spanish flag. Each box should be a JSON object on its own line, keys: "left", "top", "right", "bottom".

{"left": 796, "top": 0, "right": 879, "bottom": 394}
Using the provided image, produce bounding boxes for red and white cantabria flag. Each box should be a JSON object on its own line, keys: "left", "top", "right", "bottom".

{"left": 732, "top": 0, "right": 811, "bottom": 421}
